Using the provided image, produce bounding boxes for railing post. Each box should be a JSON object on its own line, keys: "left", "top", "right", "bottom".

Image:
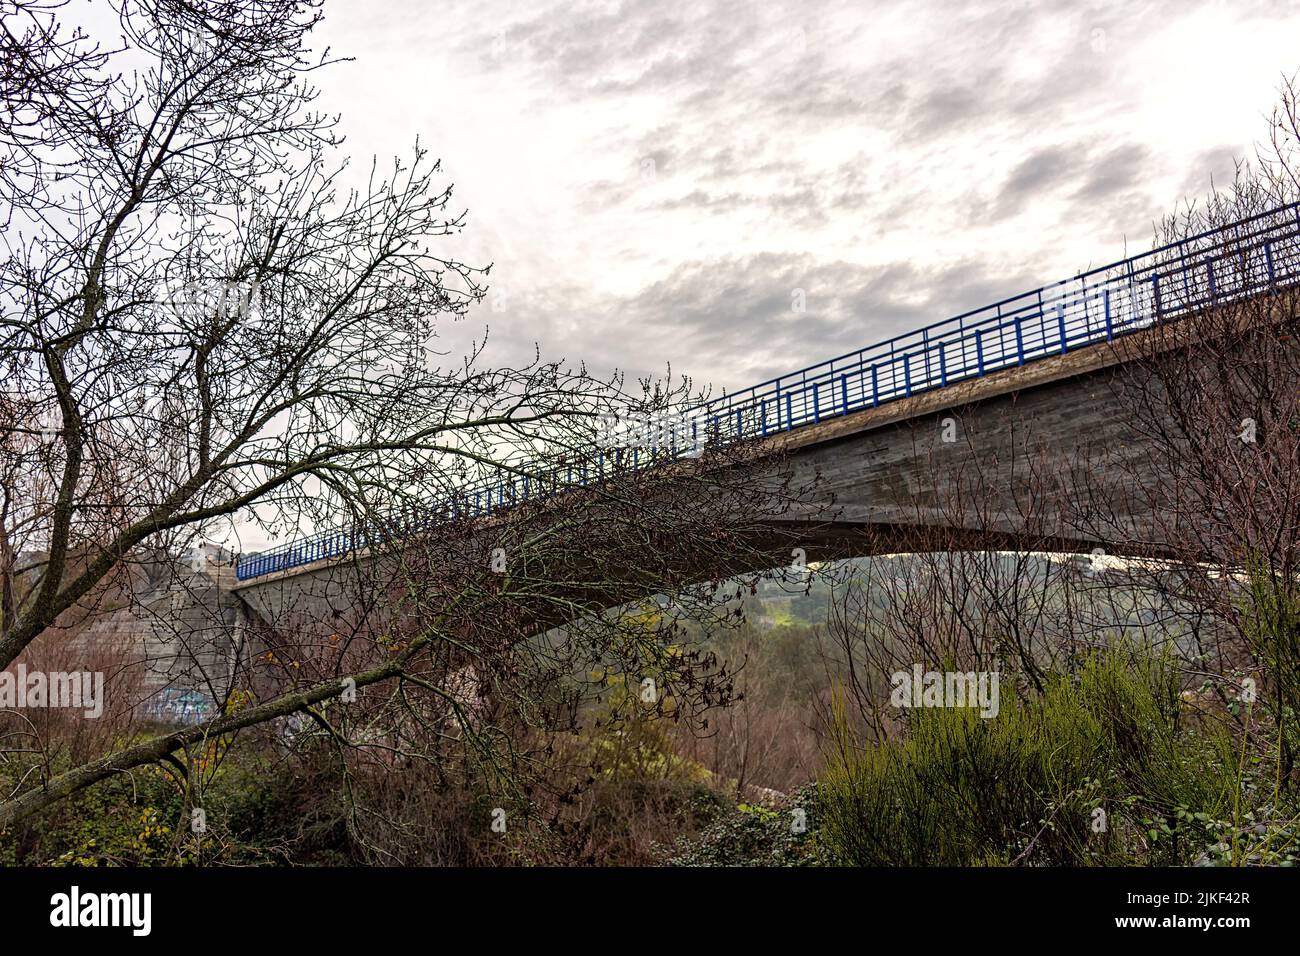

{"left": 1014, "top": 317, "right": 1025, "bottom": 365}
{"left": 1057, "top": 304, "right": 1068, "bottom": 354}
{"left": 1152, "top": 273, "right": 1162, "bottom": 319}
{"left": 735, "top": 408, "right": 743, "bottom": 437}
{"left": 840, "top": 373, "right": 849, "bottom": 415}
{"left": 870, "top": 364, "right": 879, "bottom": 406}
{"left": 785, "top": 392, "right": 793, "bottom": 430}
{"left": 812, "top": 383, "right": 820, "bottom": 423}
{"left": 938, "top": 343, "right": 947, "bottom": 386}
{"left": 975, "top": 329, "right": 984, "bottom": 376}
{"left": 760, "top": 398, "right": 768, "bottom": 435}
{"left": 1265, "top": 241, "right": 1276, "bottom": 289}
{"left": 903, "top": 354, "right": 911, "bottom": 397}
{"left": 1206, "top": 258, "right": 1216, "bottom": 302}
{"left": 1103, "top": 289, "right": 1112, "bottom": 340}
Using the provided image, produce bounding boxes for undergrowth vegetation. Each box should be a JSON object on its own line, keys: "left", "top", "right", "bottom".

{"left": 818, "top": 647, "right": 1298, "bottom": 866}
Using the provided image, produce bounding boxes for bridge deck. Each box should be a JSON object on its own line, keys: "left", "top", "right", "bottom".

{"left": 236, "top": 202, "right": 1300, "bottom": 582}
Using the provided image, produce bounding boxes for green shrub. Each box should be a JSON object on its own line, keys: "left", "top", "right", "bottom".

{"left": 819, "top": 648, "right": 1240, "bottom": 865}
{"left": 665, "top": 784, "right": 828, "bottom": 866}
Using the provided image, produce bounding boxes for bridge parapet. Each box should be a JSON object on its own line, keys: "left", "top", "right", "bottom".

{"left": 237, "top": 202, "right": 1300, "bottom": 583}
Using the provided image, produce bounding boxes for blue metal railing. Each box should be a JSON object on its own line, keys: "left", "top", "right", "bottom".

{"left": 236, "top": 201, "right": 1300, "bottom": 581}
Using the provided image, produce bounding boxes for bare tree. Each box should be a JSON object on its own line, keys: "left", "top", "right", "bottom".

{"left": 1088, "top": 94, "right": 1300, "bottom": 780}
{"left": 0, "top": 0, "right": 815, "bottom": 838}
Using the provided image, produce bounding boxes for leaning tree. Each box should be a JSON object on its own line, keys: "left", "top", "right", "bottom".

{"left": 0, "top": 0, "right": 810, "bottom": 844}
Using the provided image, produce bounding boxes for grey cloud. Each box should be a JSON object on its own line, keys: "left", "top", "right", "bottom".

{"left": 466, "top": 251, "right": 1048, "bottom": 391}
{"left": 1007, "top": 146, "right": 1080, "bottom": 195}
{"left": 1074, "top": 143, "right": 1151, "bottom": 203}
{"left": 413, "top": 0, "right": 1297, "bottom": 395}
{"left": 617, "top": 252, "right": 1050, "bottom": 386}
{"left": 901, "top": 77, "right": 998, "bottom": 143}
{"left": 1179, "top": 144, "right": 1250, "bottom": 199}
{"left": 971, "top": 140, "right": 1158, "bottom": 228}
{"left": 647, "top": 184, "right": 846, "bottom": 228}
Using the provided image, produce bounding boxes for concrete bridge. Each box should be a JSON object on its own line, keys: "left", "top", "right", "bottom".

{"left": 231, "top": 201, "right": 1300, "bottom": 636}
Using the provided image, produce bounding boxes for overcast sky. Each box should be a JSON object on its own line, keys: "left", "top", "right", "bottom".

{"left": 305, "top": 0, "right": 1300, "bottom": 393}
